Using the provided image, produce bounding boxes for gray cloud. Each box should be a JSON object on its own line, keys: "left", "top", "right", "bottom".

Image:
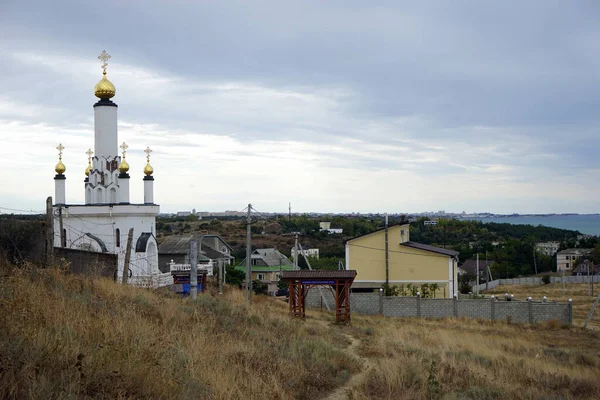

{"left": 0, "top": 0, "right": 599, "bottom": 212}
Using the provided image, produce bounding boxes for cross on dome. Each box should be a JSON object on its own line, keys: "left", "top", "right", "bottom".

{"left": 144, "top": 146, "right": 152, "bottom": 161}
{"left": 98, "top": 50, "right": 111, "bottom": 74}
{"left": 120, "top": 142, "right": 129, "bottom": 155}
{"left": 85, "top": 148, "right": 94, "bottom": 158}
{"left": 57, "top": 143, "right": 64, "bottom": 158}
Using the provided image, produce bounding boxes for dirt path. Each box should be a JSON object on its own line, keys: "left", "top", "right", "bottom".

{"left": 325, "top": 331, "right": 372, "bottom": 400}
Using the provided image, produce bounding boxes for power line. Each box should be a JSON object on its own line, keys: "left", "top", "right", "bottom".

{"left": 0, "top": 205, "right": 45, "bottom": 214}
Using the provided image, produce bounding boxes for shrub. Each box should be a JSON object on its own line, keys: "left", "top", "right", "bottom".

{"left": 542, "top": 275, "right": 551, "bottom": 285}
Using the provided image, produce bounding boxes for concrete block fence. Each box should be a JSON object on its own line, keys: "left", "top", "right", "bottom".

{"left": 473, "top": 275, "right": 600, "bottom": 293}
{"left": 304, "top": 289, "right": 572, "bottom": 325}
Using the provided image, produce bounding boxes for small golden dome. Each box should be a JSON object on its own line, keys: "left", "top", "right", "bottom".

{"left": 144, "top": 161, "right": 154, "bottom": 176}
{"left": 119, "top": 159, "right": 130, "bottom": 173}
{"left": 94, "top": 72, "right": 116, "bottom": 99}
{"left": 84, "top": 163, "right": 92, "bottom": 176}
{"left": 55, "top": 159, "right": 66, "bottom": 174}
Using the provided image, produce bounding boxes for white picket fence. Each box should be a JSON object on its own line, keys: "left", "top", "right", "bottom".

{"left": 129, "top": 272, "right": 173, "bottom": 288}
{"left": 473, "top": 275, "right": 600, "bottom": 292}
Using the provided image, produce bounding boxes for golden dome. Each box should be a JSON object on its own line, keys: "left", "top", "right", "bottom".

{"left": 119, "top": 158, "right": 130, "bottom": 173}
{"left": 94, "top": 72, "right": 116, "bottom": 99}
{"left": 144, "top": 161, "right": 154, "bottom": 176}
{"left": 84, "top": 163, "right": 92, "bottom": 176}
{"left": 55, "top": 159, "right": 66, "bottom": 174}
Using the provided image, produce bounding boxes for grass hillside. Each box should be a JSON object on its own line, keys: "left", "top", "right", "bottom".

{"left": 2, "top": 263, "right": 600, "bottom": 399}
{"left": 0, "top": 264, "right": 358, "bottom": 399}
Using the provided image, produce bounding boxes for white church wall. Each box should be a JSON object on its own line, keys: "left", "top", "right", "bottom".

{"left": 53, "top": 204, "right": 160, "bottom": 281}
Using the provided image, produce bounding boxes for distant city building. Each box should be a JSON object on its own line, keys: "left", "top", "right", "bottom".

{"left": 319, "top": 221, "right": 343, "bottom": 234}
{"left": 556, "top": 248, "right": 592, "bottom": 273}
{"left": 535, "top": 241, "right": 561, "bottom": 256}
{"left": 424, "top": 220, "right": 438, "bottom": 226}
{"left": 177, "top": 211, "right": 191, "bottom": 217}
{"left": 291, "top": 247, "right": 319, "bottom": 260}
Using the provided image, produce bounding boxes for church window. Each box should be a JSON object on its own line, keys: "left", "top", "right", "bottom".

{"left": 115, "top": 229, "right": 121, "bottom": 248}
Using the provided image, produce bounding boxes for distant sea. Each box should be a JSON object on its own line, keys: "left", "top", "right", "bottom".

{"left": 459, "top": 215, "right": 600, "bottom": 236}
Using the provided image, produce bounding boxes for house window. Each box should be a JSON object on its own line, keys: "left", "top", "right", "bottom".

{"left": 566, "top": 263, "right": 569, "bottom": 268}
{"left": 115, "top": 228, "right": 121, "bottom": 248}
{"left": 257, "top": 273, "right": 265, "bottom": 281}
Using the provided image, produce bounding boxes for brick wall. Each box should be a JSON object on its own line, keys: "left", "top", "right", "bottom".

{"left": 420, "top": 298, "right": 454, "bottom": 319}
{"left": 303, "top": 290, "right": 572, "bottom": 325}
{"left": 383, "top": 297, "right": 418, "bottom": 317}
{"left": 350, "top": 293, "right": 380, "bottom": 315}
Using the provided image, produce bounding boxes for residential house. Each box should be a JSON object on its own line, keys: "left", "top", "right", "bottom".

{"left": 557, "top": 248, "right": 592, "bottom": 273}
{"left": 536, "top": 241, "right": 561, "bottom": 256}
{"left": 291, "top": 247, "right": 319, "bottom": 260}
{"left": 345, "top": 224, "right": 459, "bottom": 298}
{"left": 158, "top": 234, "right": 234, "bottom": 273}
{"left": 571, "top": 260, "right": 599, "bottom": 276}
{"left": 459, "top": 259, "right": 494, "bottom": 283}
{"left": 238, "top": 248, "right": 295, "bottom": 293}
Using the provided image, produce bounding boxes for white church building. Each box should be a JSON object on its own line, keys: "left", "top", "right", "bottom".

{"left": 52, "top": 51, "right": 167, "bottom": 286}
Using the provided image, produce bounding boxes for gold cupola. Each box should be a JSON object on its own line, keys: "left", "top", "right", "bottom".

{"left": 55, "top": 143, "right": 66, "bottom": 174}
{"left": 118, "top": 142, "right": 130, "bottom": 173}
{"left": 143, "top": 146, "right": 154, "bottom": 176}
{"left": 94, "top": 50, "right": 116, "bottom": 99}
{"left": 84, "top": 148, "right": 93, "bottom": 176}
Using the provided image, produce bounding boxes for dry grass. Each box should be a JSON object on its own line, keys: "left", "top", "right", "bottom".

{"left": 0, "top": 265, "right": 359, "bottom": 399}
{"left": 3, "top": 262, "right": 600, "bottom": 400}
{"left": 345, "top": 315, "right": 600, "bottom": 399}
{"left": 484, "top": 283, "right": 600, "bottom": 328}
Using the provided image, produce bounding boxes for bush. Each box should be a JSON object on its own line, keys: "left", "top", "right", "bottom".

{"left": 542, "top": 275, "right": 551, "bottom": 285}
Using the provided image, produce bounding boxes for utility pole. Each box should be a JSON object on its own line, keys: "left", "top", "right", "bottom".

{"left": 289, "top": 202, "right": 291, "bottom": 221}
{"left": 122, "top": 228, "right": 134, "bottom": 284}
{"left": 533, "top": 247, "right": 538, "bottom": 275}
{"left": 385, "top": 214, "right": 389, "bottom": 287}
{"left": 58, "top": 206, "right": 65, "bottom": 248}
{"left": 298, "top": 242, "right": 331, "bottom": 312}
{"left": 476, "top": 253, "right": 480, "bottom": 294}
{"left": 294, "top": 234, "right": 299, "bottom": 270}
{"left": 45, "top": 197, "right": 53, "bottom": 266}
{"left": 246, "top": 204, "right": 252, "bottom": 303}
{"left": 189, "top": 239, "right": 198, "bottom": 300}
{"left": 485, "top": 250, "right": 489, "bottom": 291}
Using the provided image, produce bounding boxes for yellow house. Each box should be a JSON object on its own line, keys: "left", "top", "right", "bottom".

{"left": 345, "top": 224, "right": 459, "bottom": 298}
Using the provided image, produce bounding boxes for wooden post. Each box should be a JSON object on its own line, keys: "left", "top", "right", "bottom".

{"left": 122, "top": 228, "right": 134, "bottom": 284}
{"left": 45, "top": 197, "right": 54, "bottom": 266}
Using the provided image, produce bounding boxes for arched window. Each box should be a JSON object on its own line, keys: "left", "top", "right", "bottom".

{"left": 115, "top": 228, "right": 120, "bottom": 248}
{"left": 109, "top": 187, "right": 117, "bottom": 203}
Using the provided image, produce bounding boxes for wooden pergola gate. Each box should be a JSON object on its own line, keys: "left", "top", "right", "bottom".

{"left": 281, "top": 270, "right": 357, "bottom": 324}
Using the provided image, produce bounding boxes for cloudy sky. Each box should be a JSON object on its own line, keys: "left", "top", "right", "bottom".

{"left": 1, "top": 1, "right": 599, "bottom": 214}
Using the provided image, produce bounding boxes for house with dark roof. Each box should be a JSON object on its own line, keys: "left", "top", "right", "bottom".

{"left": 157, "top": 234, "right": 233, "bottom": 273}
{"left": 459, "top": 259, "right": 495, "bottom": 282}
{"left": 345, "top": 224, "right": 459, "bottom": 298}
